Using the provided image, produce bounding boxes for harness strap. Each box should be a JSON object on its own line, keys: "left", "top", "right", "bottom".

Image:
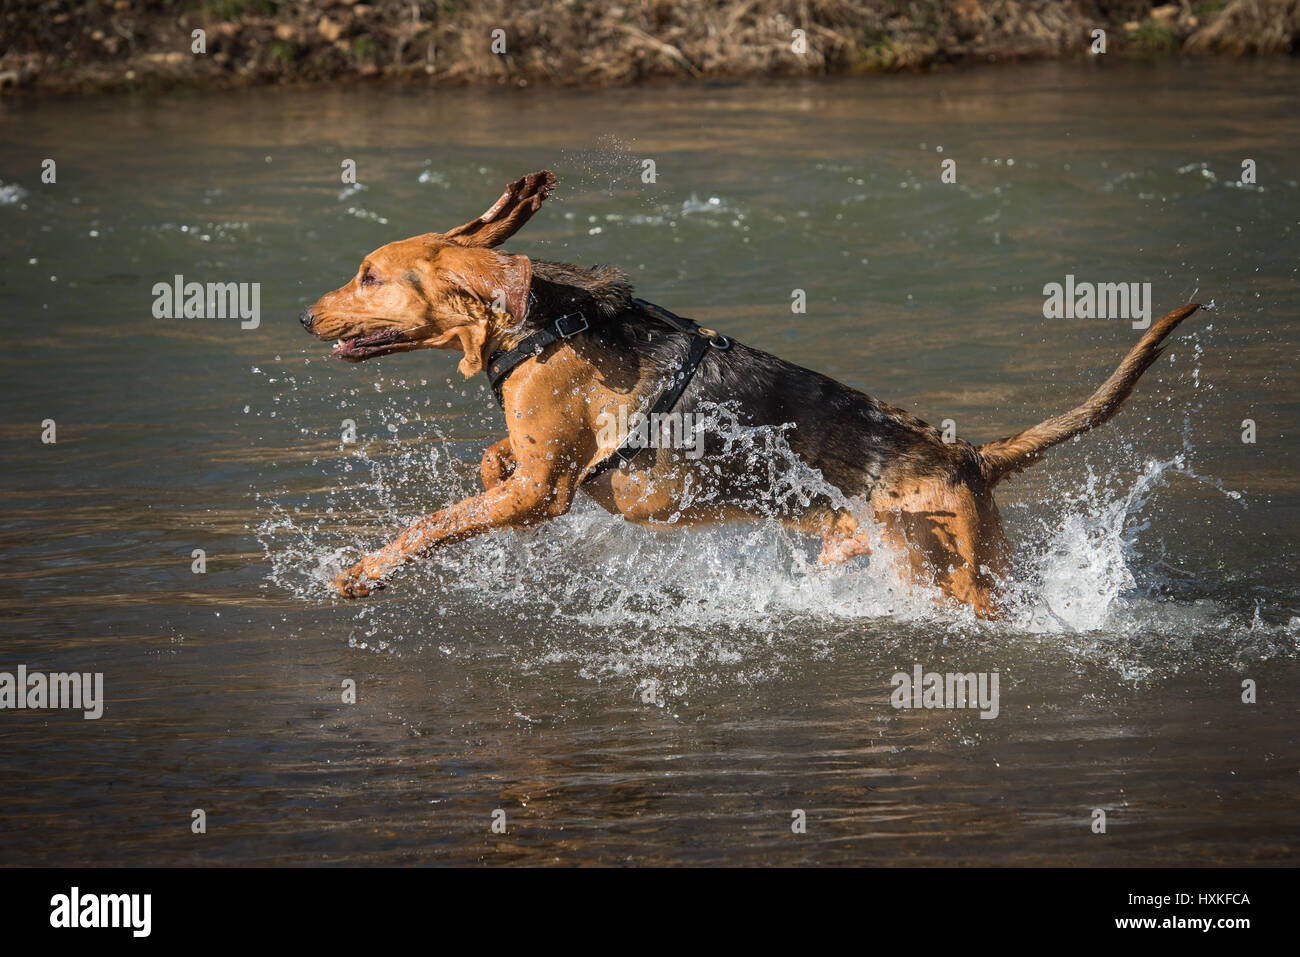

{"left": 483, "top": 298, "right": 730, "bottom": 482}
{"left": 585, "top": 332, "right": 714, "bottom": 480}
{"left": 486, "top": 310, "right": 590, "bottom": 406}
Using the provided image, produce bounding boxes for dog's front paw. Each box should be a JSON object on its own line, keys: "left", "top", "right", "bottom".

{"left": 818, "top": 534, "right": 872, "bottom": 566}
{"left": 334, "top": 559, "right": 388, "bottom": 599}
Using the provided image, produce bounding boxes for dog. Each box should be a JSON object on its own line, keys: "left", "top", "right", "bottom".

{"left": 300, "top": 170, "right": 1199, "bottom": 619}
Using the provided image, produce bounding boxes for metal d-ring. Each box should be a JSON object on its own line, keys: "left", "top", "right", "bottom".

{"left": 698, "top": 327, "right": 731, "bottom": 350}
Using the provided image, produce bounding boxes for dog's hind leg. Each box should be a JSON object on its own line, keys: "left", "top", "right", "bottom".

{"left": 871, "top": 479, "right": 1007, "bottom": 619}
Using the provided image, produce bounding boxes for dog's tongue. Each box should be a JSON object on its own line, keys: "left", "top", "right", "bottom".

{"left": 329, "top": 328, "right": 416, "bottom": 362}
{"left": 331, "top": 330, "right": 402, "bottom": 361}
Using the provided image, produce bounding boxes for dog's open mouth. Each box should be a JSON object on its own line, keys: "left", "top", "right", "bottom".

{"left": 330, "top": 329, "right": 409, "bottom": 363}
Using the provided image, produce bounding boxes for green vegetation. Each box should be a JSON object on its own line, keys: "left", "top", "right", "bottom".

{"left": 202, "top": 0, "right": 280, "bottom": 21}
{"left": 351, "top": 36, "right": 377, "bottom": 62}
{"left": 1130, "top": 18, "right": 1183, "bottom": 54}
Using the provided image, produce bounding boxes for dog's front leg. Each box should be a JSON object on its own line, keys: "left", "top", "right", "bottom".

{"left": 788, "top": 509, "right": 874, "bottom": 564}
{"left": 335, "top": 463, "right": 579, "bottom": 598}
{"left": 479, "top": 437, "right": 516, "bottom": 490}
{"left": 336, "top": 359, "right": 596, "bottom": 598}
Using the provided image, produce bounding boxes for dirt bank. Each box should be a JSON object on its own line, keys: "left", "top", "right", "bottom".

{"left": 2, "top": 0, "right": 1298, "bottom": 95}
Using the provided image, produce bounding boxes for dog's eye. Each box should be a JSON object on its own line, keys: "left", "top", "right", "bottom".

{"left": 360, "top": 270, "right": 381, "bottom": 287}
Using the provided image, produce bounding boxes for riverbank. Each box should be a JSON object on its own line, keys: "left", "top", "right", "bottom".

{"left": 2, "top": 0, "right": 1298, "bottom": 96}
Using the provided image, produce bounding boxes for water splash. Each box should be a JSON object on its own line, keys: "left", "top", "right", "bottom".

{"left": 0, "top": 181, "right": 29, "bottom": 206}
{"left": 252, "top": 356, "right": 1294, "bottom": 693}
{"left": 1011, "top": 455, "right": 1190, "bottom": 633}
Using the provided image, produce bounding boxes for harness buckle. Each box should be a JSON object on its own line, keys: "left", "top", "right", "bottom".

{"left": 554, "top": 312, "right": 589, "bottom": 338}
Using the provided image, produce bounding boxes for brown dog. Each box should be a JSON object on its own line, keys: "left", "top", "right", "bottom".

{"left": 301, "top": 170, "right": 1199, "bottom": 618}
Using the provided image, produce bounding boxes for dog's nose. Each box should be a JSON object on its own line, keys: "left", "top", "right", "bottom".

{"left": 299, "top": 308, "right": 315, "bottom": 331}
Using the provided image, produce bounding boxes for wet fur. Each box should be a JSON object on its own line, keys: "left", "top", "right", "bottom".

{"left": 524, "top": 260, "right": 986, "bottom": 504}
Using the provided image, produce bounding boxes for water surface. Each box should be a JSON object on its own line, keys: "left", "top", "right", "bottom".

{"left": 1, "top": 60, "right": 1297, "bottom": 865}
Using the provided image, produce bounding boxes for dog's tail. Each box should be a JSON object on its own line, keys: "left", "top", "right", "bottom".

{"left": 976, "top": 303, "right": 1201, "bottom": 486}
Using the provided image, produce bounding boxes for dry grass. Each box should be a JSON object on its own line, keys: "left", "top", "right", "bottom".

{"left": 1, "top": 0, "right": 1296, "bottom": 94}
{"left": 1186, "top": 0, "right": 1300, "bottom": 53}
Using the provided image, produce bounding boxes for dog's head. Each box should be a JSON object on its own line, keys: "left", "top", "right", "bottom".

{"left": 300, "top": 170, "right": 555, "bottom": 375}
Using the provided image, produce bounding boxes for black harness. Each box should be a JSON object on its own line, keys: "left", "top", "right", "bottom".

{"left": 484, "top": 298, "right": 730, "bottom": 481}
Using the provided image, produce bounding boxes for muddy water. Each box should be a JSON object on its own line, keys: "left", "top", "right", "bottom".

{"left": 0, "top": 59, "right": 1296, "bottom": 865}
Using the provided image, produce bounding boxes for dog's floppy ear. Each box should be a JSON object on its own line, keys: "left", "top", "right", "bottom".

{"left": 435, "top": 246, "right": 533, "bottom": 377}
{"left": 443, "top": 170, "right": 557, "bottom": 248}
{"left": 427, "top": 324, "right": 495, "bottom": 379}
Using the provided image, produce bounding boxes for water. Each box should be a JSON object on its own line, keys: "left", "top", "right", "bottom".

{"left": 1, "top": 59, "right": 1297, "bottom": 865}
